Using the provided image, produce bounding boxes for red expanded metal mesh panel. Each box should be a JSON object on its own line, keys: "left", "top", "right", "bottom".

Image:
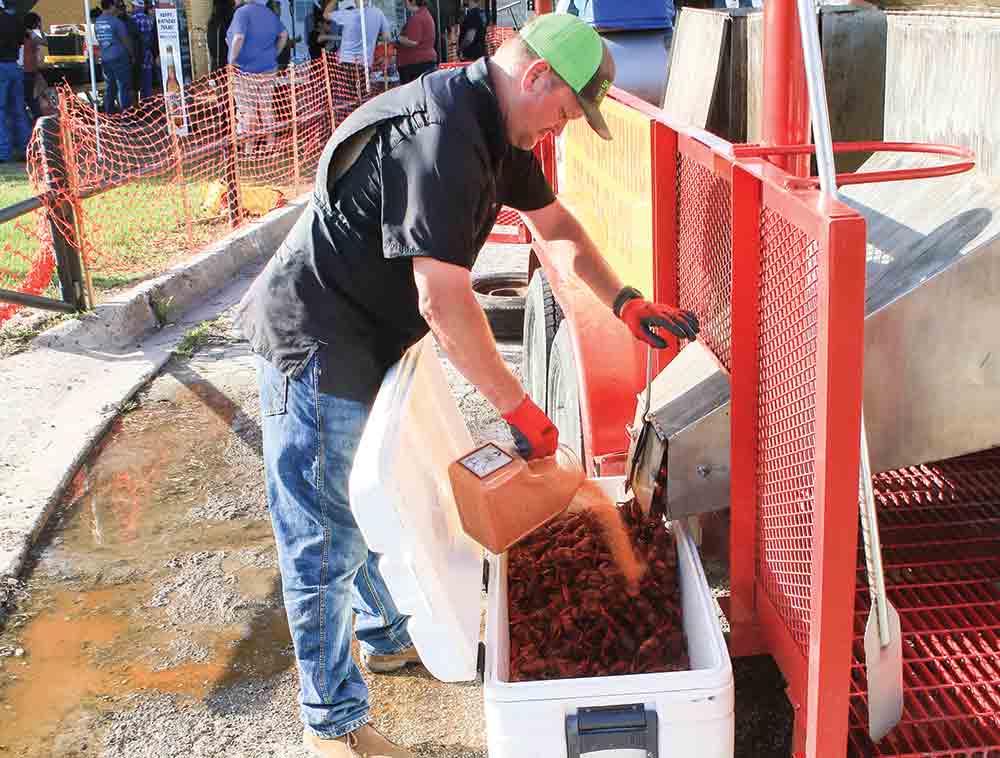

{"left": 490, "top": 206, "right": 527, "bottom": 244}
{"left": 755, "top": 206, "right": 820, "bottom": 655}
{"left": 675, "top": 153, "right": 733, "bottom": 370}
{"left": 848, "top": 448, "right": 1000, "bottom": 758}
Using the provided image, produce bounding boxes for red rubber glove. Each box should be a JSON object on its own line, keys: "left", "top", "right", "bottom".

{"left": 502, "top": 395, "right": 559, "bottom": 460}
{"left": 614, "top": 286, "right": 699, "bottom": 349}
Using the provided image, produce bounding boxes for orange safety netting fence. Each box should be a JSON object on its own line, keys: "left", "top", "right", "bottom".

{"left": 1, "top": 27, "right": 516, "bottom": 328}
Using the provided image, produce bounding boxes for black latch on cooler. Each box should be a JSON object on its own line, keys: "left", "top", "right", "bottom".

{"left": 566, "top": 704, "right": 658, "bottom": 758}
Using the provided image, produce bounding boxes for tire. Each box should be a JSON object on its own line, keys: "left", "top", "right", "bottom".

{"left": 472, "top": 270, "right": 527, "bottom": 341}
{"left": 547, "top": 322, "right": 585, "bottom": 467}
{"left": 522, "top": 269, "right": 564, "bottom": 413}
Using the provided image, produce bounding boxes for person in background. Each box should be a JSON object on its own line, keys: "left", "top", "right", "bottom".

{"left": 308, "top": 2, "right": 337, "bottom": 59}
{"left": 324, "top": 0, "right": 389, "bottom": 97}
{"left": 95, "top": 0, "right": 133, "bottom": 114}
{"left": 227, "top": 0, "right": 287, "bottom": 153}
{"left": 129, "top": 0, "right": 155, "bottom": 100}
{"left": 267, "top": 0, "right": 292, "bottom": 68}
{"left": 22, "top": 13, "right": 47, "bottom": 121}
{"left": 207, "top": 0, "right": 233, "bottom": 71}
{"left": 458, "top": 0, "right": 486, "bottom": 60}
{"left": 115, "top": 0, "right": 142, "bottom": 103}
{"left": 325, "top": 0, "right": 389, "bottom": 67}
{"left": 0, "top": 0, "right": 29, "bottom": 161}
{"left": 395, "top": 0, "right": 435, "bottom": 84}
{"left": 310, "top": 15, "right": 338, "bottom": 58}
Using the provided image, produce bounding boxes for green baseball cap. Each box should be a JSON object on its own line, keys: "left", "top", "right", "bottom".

{"left": 520, "top": 13, "right": 616, "bottom": 141}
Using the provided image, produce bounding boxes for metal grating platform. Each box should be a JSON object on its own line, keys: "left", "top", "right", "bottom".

{"left": 848, "top": 448, "right": 1000, "bottom": 758}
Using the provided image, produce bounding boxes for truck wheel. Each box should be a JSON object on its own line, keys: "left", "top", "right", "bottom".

{"left": 547, "top": 322, "right": 584, "bottom": 467}
{"left": 472, "top": 271, "right": 527, "bottom": 341}
{"left": 522, "top": 270, "right": 564, "bottom": 413}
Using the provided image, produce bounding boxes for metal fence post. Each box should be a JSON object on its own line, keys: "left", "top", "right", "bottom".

{"left": 289, "top": 63, "right": 301, "bottom": 193}
{"left": 166, "top": 93, "right": 192, "bottom": 247}
{"left": 36, "top": 116, "right": 88, "bottom": 311}
{"left": 321, "top": 51, "right": 336, "bottom": 133}
{"left": 224, "top": 66, "right": 244, "bottom": 226}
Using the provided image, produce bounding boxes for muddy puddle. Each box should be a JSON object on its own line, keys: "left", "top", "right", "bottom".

{"left": 0, "top": 359, "right": 293, "bottom": 757}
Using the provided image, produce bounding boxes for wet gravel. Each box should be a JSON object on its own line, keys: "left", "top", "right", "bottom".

{"left": 147, "top": 548, "right": 280, "bottom": 629}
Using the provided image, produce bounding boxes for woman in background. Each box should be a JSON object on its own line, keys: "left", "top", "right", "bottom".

{"left": 396, "top": 0, "right": 435, "bottom": 84}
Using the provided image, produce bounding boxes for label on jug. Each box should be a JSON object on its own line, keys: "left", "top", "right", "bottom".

{"left": 458, "top": 443, "right": 514, "bottom": 479}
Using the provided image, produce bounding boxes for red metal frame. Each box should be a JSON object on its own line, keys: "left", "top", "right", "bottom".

{"left": 728, "top": 162, "right": 764, "bottom": 658}
{"left": 535, "top": 0, "right": 987, "bottom": 754}
{"left": 804, "top": 196, "right": 867, "bottom": 758}
{"left": 734, "top": 141, "right": 977, "bottom": 187}
{"left": 552, "top": 86, "right": 872, "bottom": 757}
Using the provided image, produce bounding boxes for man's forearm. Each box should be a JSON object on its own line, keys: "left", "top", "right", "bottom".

{"left": 524, "top": 201, "right": 624, "bottom": 308}
{"left": 417, "top": 273, "right": 524, "bottom": 414}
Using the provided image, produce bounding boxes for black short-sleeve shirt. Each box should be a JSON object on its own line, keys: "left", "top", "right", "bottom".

{"left": 235, "top": 59, "right": 555, "bottom": 402}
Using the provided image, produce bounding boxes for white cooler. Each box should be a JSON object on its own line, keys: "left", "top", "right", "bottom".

{"left": 350, "top": 337, "right": 734, "bottom": 758}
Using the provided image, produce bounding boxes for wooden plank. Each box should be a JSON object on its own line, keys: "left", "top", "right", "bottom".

{"left": 662, "top": 8, "right": 729, "bottom": 129}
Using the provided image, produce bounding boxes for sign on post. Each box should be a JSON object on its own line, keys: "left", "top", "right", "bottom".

{"left": 155, "top": 0, "right": 191, "bottom": 135}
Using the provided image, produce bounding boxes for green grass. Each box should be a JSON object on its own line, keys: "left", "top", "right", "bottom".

{"left": 172, "top": 317, "right": 229, "bottom": 358}
{"left": 0, "top": 164, "right": 41, "bottom": 285}
{"left": 79, "top": 178, "right": 228, "bottom": 292}
{"left": 0, "top": 167, "right": 229, "bottom": 298}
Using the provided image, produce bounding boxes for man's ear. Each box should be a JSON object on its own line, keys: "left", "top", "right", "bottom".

{"left": 519, "top": 58, "right": 552, "bottom": 94}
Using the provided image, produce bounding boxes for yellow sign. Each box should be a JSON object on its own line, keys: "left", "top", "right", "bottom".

{"left": 560, "top": 99, "right": 654, "bottom": 297}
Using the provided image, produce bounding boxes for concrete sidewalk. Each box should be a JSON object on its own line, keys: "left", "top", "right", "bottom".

{"left": 0, "top": 197, "right": 308, "bottom": 584}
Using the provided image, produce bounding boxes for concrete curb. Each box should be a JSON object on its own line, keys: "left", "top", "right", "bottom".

{"left": 35, "top": 196, "right": 308, "bottom": 351}
{"left": 0, "top": 196, "right": 308, "bottom": 594}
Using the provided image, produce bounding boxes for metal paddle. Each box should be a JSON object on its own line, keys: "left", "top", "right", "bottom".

{"left": 859, "top": 411, "right": 904, "bottom": 740}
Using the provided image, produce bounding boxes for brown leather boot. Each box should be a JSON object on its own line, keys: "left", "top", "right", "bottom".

{"left": 303, "top": 725, "right": 415, "bottom": 758}
{"left": 360, "top": 645, "right": 422, "bottom": 673}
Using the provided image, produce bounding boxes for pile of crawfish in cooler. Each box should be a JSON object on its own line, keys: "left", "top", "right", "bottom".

{"left": 507, "top": 481, "right": 689, "bottom": 681}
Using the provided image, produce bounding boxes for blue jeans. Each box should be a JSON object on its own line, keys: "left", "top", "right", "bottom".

{"left": 257, "top": 354, "right": 412, "bottom": 738}
{"left": 138, "top": 66, "right": 153, "bottom": 101}
{"left": 0, "top": 62, "right": 30, "bottom": 160}
{"left": 102, "top": 58, "right": 133, "bottom": 114}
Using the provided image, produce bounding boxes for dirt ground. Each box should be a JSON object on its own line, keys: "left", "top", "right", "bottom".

{"left": 0, "top": 254, "right": 792, "bottom": 757}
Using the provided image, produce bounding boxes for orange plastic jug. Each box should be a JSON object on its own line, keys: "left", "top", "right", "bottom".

{"left": 449, "top": 443, "right": 585, "bottom": 554}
